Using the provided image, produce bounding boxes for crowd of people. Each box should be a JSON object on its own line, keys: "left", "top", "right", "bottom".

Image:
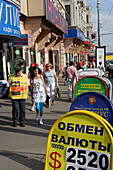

{"left": 8, "top": 59, "right": 107, "bottom": 127}
{"left": 8, "top": 62, "right": 58, "bottom": 127}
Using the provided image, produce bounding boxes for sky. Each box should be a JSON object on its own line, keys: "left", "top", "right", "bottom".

{"left": 87, "top": 0, "right": 113, "bottom": 53}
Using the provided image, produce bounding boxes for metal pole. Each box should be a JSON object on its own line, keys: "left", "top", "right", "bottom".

{"left": 97, "top": 0, "right": 100, "bottom": 47}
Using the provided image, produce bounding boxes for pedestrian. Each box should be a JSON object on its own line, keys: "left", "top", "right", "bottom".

{"left": 43, "top": 63, "right": 58, "bottom": 108}
{"left": 28, "top": 63, "right": 36, "bottom": 111}
{"left": 64, "top": 61, "right": 78, "bottom": 101}
{"left": 98, "top": 62, "right": 105, "bottom": 71}
{"left": 81, "top": 61, "right": 86, "bottom": 71}
{"left": 91, "top": 60, "right": 95, "bottom": 68}
{"left": 19, "top": 61, "right": 24, "bottom": 73}
{"left": 32, "top": 66, "right": 48, "bottom": 124}
{"left": 35, "top": 63, "right": 43, "bottom": 75}
{"left": 109, "top": 61, "right": 113, "bottom": 79}
{"left": 64, "top": 62, "right": 69, "bottom": 85}
{"left": 8, "top": 65, "right": 28, "bottom": 127}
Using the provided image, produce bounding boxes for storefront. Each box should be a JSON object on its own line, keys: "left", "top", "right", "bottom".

{"left": 64, "top": 27, "right": 85, "bottom": 64}
{"left": 0, "top": 0, "right": 20, "bottom": 97}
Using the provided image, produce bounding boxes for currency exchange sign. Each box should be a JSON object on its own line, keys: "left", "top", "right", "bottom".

{"left": 45, "top": 110, "right": 113, "bottom": 170}
{"left": 72, "top": 76, "right": 108, "bottom": 101}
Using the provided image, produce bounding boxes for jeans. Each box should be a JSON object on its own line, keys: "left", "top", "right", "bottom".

{"left": 12, "top": 99, "right": 26, "bottom": 123}
{"left": 64, "top": 76, "right": 67, "bottom": 85}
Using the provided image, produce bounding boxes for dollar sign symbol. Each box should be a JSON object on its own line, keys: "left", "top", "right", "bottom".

{"left": 49, "top": 152, "right": 62, "bottom": 170}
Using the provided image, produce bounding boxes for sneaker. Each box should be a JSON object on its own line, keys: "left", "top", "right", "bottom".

{"left": 36, "top": 114, "right": 39, "bottom": 121}
{"left": 20, "top": 122, "right": 25, "bottom": 127}
{"left": 40, "top": 119, "right": 43, "bottom": 125}
{"left": 31, "top": 106, "right": 34, "bottom": 111}
{"left": 13, "top": 122, "right": 17, "bottom": 127}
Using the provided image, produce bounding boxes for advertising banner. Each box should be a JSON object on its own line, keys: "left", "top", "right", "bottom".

{"left": 46, "top": 0, "right": 68, "bottom": 35}
{"left": 73, "top": 76, "right": 108, "bottom": 101}
{"left": 96, "top": 46, "right": 106, "bottom": 68}
{"left": 0, "top": 0, "right": 20, "bottom": 38}
{"left": 45, "top": 110, "right": 113, "bottom": 170}
{"left": 70, "top": 92, "right": 113, "bottom": 125}
{"left": 9, "top": 34, "right": 28, "bottom": 46}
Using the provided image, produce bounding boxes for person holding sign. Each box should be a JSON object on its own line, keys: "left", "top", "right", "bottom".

{"left": 64, "top": 61, "right": 78, "bottom": 101}
{"left": 8, "top": 65, "right": 28, "bottom": 127}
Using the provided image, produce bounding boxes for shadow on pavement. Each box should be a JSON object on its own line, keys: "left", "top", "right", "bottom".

{"left": 0, "top": 150, "right": 45, "bottom": 170}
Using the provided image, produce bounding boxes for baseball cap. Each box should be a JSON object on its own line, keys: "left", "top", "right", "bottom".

{"left": 14, "top": 66, "right": 22, "bottom": 71}
{"left": 30, "top": 63, "right": 35, "bottom": 67}
{"left": 36, "top": 63, "right": 39, "bottom": 66}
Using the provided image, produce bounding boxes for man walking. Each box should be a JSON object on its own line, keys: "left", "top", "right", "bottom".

{"left": 65, "top": 61, "right": 78, "bottom": 101}
{"left": 8, "top": 65, "right": 28, "bottom": 127}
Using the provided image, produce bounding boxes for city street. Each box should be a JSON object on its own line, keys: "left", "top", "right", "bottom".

{"left": 0, "top": 73, "right": 113, "bottom": 170}
{"left": 0, "top": 76, "right": 71, "bottom": 170}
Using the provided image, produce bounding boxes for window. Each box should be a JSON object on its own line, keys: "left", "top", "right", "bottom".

{"left": 86, "top": 15, "right": 89, "bottom": 23}
{"left": 87, "top": 31, "right": 89, "bottom": 38}
{"left": 65, "top": 5, "right": 71, "bottom": 26}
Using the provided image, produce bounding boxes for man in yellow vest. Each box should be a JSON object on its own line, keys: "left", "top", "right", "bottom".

{"left": 9, "top": 65, "right": 28, "bottom": 127}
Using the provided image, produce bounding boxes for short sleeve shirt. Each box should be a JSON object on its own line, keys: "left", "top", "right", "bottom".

{"left": 43, "top": 70, "right": 56, "bottom": 84}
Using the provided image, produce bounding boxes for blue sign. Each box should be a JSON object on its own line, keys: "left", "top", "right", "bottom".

{"left": 64, "top": 28, "right": 85, "bottom": 42}
{"left": 46, "top": 0, "right": 68, "bottom": 35}
{"left": 9, "top": 34, "right": 28, "bottom": 46}
{"left": 70, "top": 92, "right": 113, "bottom": 126}
{"left": 0, "top": 0, "right": 20, "bottom": 38}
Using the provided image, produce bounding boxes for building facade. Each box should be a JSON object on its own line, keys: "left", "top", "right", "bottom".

{"left": 15, "top": 0, "right": 68, "bottom": 74}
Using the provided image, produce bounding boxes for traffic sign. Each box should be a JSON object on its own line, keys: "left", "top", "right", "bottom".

{"left": 45, "top": 110, "right": 113, "bottom": 170}
{"left": 70, "top": 92, "right": 113, "bottom": 126}
{"left": 72, "top": 76, "right": 108, "bottom": 101}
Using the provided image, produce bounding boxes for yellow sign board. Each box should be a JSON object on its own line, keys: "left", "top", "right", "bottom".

{"left": 45, "top": 110, "right": 113, "bottom": 170}
{"left": 106, "top": 55, "right": 113, "bottom": 61}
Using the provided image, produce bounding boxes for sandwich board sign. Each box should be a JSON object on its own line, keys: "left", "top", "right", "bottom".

{"left": 70, "top": 92, "right": 113, "bottom": 126}
{"left": 72, "top": 76, "right": 108, "bottom": 101}
{"left": 45, "top": 110, "right": 113, "bottom": 170}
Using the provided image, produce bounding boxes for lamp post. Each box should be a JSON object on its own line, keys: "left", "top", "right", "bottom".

{"left": 97, "top": 0, "right": 100, "bottom": 47}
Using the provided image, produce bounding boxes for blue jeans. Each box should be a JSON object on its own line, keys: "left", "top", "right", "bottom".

{"left": 12, "top": 99, "right": 26, "bottom": 123}
{"left": 64, "top": 76, "right": 67, "bottom": 85}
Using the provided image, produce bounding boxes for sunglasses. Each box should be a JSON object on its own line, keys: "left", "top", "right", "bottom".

{"left": 46, "top": 66, "right": 50, "bottom": 67}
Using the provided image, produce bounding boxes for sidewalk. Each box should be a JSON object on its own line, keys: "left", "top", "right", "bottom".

{"left": 0, "top": 76, "right": 71, "bottom": 170}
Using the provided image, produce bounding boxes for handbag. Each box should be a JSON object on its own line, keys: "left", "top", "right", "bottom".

{"left": 46, "top": 95, "right": 50, "bottom": 106}
{"left": 56, "top": 87, "right": 61, "bottom": 98}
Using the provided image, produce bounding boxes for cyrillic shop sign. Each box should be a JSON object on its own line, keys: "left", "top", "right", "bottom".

{"left": 73, "top": 76, "right": 108, "bottom": 101}
{"left": 46, "top": 0, "right": 68, "bottom": 35}
{"left": 0, "top": 0, "right": 20, "bottom": 38}
{"left": 45, "top": 110, "right": 113, "bottom": 170}
{"left": 9, "top": 34, "right": 28, "bottom": 46}
{"left": 70, "top": 92, "right": 113, "bottom": 126}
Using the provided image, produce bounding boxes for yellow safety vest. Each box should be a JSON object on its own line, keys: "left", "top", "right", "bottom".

{"left": 9, "top": 74, "right": 28, "bottom": 99}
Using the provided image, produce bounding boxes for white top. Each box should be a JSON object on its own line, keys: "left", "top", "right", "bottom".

{"left": 32, "top": 76, "right": 46, "bottom": 103}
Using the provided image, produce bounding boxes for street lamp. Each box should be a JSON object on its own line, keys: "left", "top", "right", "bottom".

{"left": 96, "top": 0, "right": 100, "bottom": 47}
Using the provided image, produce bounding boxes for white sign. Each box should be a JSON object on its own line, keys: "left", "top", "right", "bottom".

{"left": 96, "top": 47, "right": 105, "bottom": 68}
{"left": 66, "top": 147, "right": 110, "bottom": 170}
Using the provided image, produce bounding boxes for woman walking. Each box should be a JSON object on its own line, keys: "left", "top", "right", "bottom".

{"left": 32, "top": 66, "right": 48, "bottom": 124}
{"left": 43, "top": 63, "right": 58, "bottom": 108}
